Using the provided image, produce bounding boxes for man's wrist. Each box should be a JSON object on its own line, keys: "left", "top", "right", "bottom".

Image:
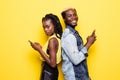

{"left": 84, "top": 43, "right": 91, "bottom": 50}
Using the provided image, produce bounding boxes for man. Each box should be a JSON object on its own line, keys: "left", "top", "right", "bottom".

{"left": 61, "top": 8, "right": 96, "bottom": 80}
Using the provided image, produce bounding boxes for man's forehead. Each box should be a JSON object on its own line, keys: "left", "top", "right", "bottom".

{"left": 62, "top": 8, "right": 76, "bottom": 13}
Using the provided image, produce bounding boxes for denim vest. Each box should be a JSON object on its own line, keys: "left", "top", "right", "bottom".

{"left": 68, "top": 26, "right": 91, "bottom": 80}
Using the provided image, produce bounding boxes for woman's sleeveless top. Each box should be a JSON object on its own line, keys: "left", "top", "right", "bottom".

{"left": 40, "top": 34, "right": 61, "bottom": 64}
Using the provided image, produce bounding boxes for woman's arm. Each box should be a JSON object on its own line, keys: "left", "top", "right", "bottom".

{"left": 30, "top": 37, "right": 58, "bottom": 68}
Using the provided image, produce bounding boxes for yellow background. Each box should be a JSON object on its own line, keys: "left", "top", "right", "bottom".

{"left": 0, "top": 0, "right": 120, "bottom": 80}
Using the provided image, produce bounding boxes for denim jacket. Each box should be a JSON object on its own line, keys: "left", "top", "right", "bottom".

{"left": 61, "top": 25, "right": 90, "bottom": 80}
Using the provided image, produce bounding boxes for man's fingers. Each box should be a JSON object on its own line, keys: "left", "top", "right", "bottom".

{"left": 91, "top": 30, "right": 96, "bottom": 36}
{"left": 28, "top": 40, "right": 33, "bottom": 45}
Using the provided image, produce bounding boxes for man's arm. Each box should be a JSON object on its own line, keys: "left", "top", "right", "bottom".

{"left": 62, "top": 34, "right": 88, "bottom": 65}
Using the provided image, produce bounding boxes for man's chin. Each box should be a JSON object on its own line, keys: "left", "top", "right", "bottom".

{"left": 67, "top": 23, "right": 77, "bottom": 27}
{"left": 72, "top": 24, "right": 77, "bottom": 27}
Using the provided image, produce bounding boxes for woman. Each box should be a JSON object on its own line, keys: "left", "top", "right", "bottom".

{"left": 30, "top": 14, "right": 62, "bottom": 80}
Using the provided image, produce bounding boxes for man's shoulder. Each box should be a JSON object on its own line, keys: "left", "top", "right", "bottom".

{"left": 62, "top": 28, "right": 73, "bottom": 37}
{"left": 63, "top": 28, "right": 70, "bottom": 33}
{"left": 62, "top": 29, "right": 76, "bottom": 41}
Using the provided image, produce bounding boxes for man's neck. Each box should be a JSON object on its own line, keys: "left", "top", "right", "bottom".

{"left": 66, "top": 24, "right": 75, "bottom": 29}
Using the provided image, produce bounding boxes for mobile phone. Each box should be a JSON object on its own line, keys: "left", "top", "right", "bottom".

{"left": 28, "top": 40, "right": 33, "bottom": 45}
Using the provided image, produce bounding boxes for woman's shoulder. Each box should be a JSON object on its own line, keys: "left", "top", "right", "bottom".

{"left": 49, "top": 34, "right": 60, "bottom": 41}
{"left": 48, "top": 34, "right": 59, "bottom": 45}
